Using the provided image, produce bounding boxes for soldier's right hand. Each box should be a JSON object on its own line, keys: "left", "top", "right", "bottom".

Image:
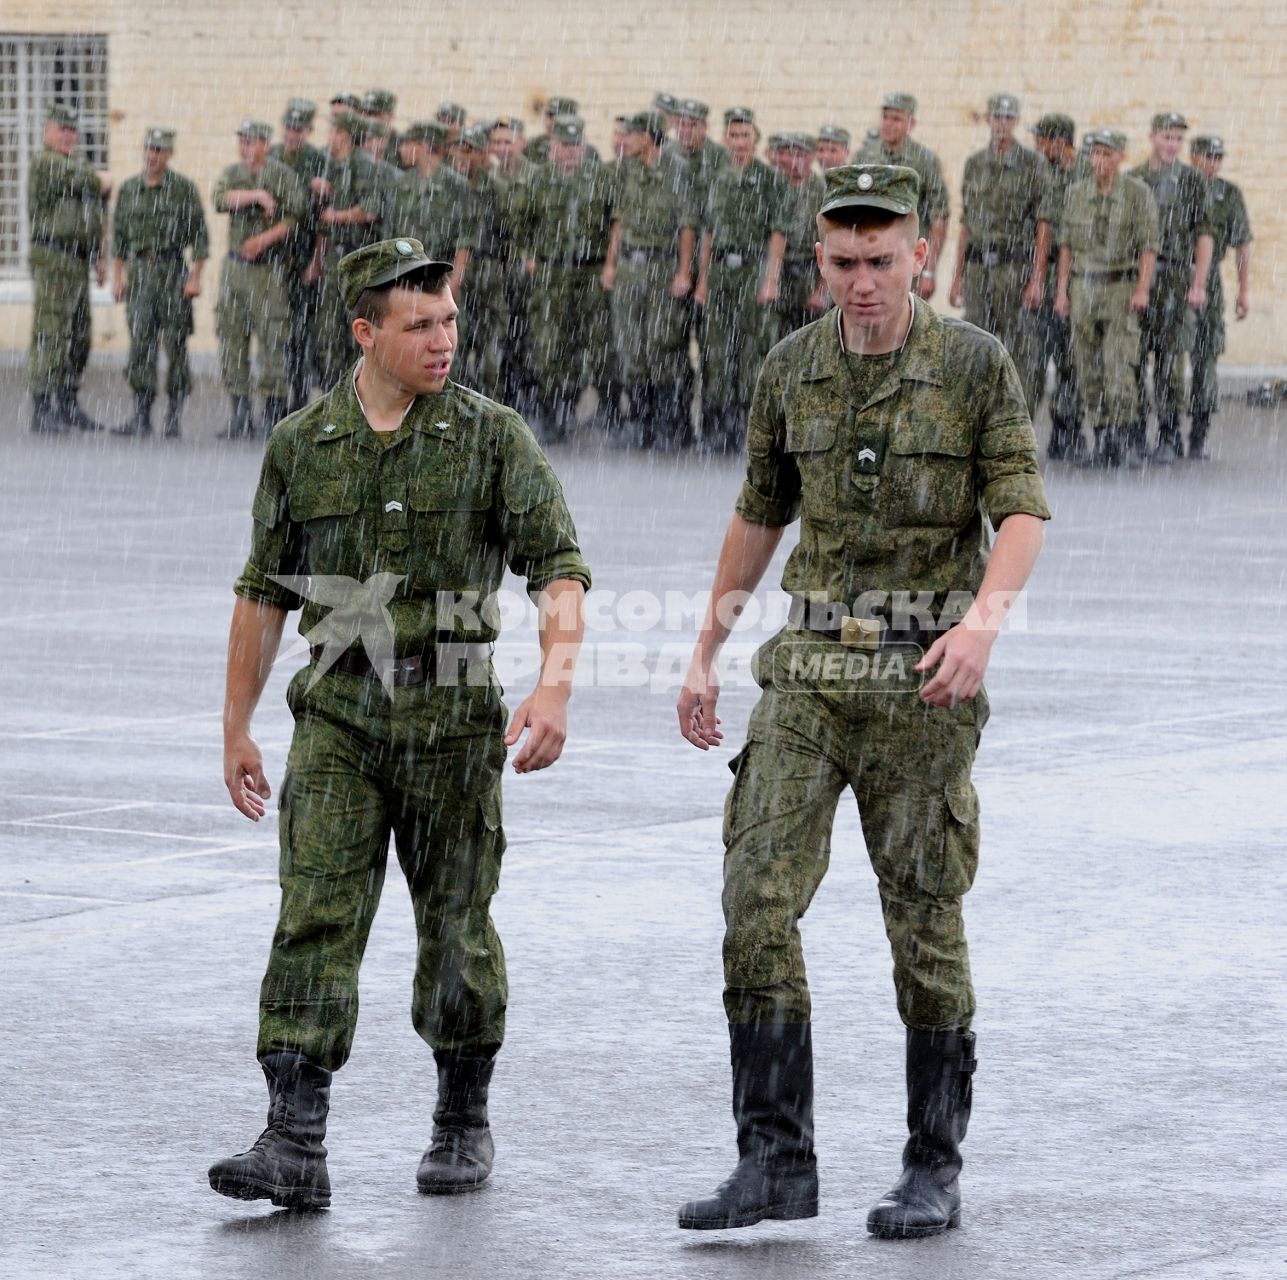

{"left": 677, "top": 661, "right": 723, "bottom": 750}
{"left": 949, "top": 280, "right": 964, "bottom": 309}
{"left": 1129, "top": 287, "right": 1149, "bottom": 314}
{"left": 309, "top": 177, "right": 333, "bottom": 202}
{"left": 1053, "top": 292, "right": 1070, "bottom": 319}
{"left": 225, "top": 733, "right": 271, "bottom": 821}
{"left": 599, "top": 263, "right": 616, "bottom": 291}
{"left": 113, "top": 277, "right": 127, "bottom": 304}
{"left": 258, "top": 190, "right": 277, "bottom": 218}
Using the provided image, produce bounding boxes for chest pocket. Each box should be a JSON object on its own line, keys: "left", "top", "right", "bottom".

{"left": 880, "top": 419, "right": 977, "bottom": 529}
{"left": 288, "top": 475, "right": 365, "bottom": 575}
{"left": 408, "top": 456, "right": 494, "bottom": 586}
{"left": 785, "top": 415, "right": 839, "bottom": 523}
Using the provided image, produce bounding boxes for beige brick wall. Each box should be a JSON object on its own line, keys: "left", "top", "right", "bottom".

{"left": 1, "top": 0, "right": 1280, "bottom": 366}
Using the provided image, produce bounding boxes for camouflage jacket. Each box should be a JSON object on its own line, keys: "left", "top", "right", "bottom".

{"left": 270, "top": 141, "right": 328, "bottom": 267}
{"left": 320, "top": 149, "right": 388, "bottom": 255}
{"left": 235, "top": 369, "right": 591, "bottom": 647}
{"left": 1206, "top": 175, "right": 1252, "bottom": 265}
{"left": 737, "top": 300, "right": 1051, "bottom": 621}
{"left": 212, "top": 157, "right": 307, "bottom": 256}
{"left": 853, "top": 135, "right": 950, "bottom": 231}
{"left": 1057, "top": 173, "right": 1159, "bottom": 275}
{"left": 781, "top": 172, "right": 826, "bottom": 261}
{"left": 1036, "top": 154, "right": 1092, "bottom": 264}
{"left": 705, "top": 157, "right": 788, "bottom": 254}
{"left": 663, "top": 136, "right": 728, "bottom": 232}
{"left": 960, "top": 142, "right": 1049, "bottom": 258}
{"left": 390, "top": 165, "right": 476, "bottom": 261}
{"left": 523, "top": 157, "right": 616, "bottom": 264}
{"left": 28, "top": 145, "right": 106, "bottom": 253}
{"left": 1127, "top": 159, "right": 1214, "bottom": 267}
{"left": 612, "top": 150, "right": 695, "bottom": 252}
{"left": 112, "top": 168, "right": 209, "bottom": 261}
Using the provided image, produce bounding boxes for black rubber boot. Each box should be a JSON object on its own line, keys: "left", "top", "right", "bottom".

{"left": 218, "top": 395, "right": 253, "bottom": 440}
{"left": 1189, "top": 414, "right": 1211, "bottom": 461}
{"left": 208, "top": 1051, "right": 332, "bottom": 1210}
{"left": 30, "top": 393, "right": 62, "bottom": 434}
{"left": 867, "top": 1028, "right": 976, "bottom": 1240}
{"left": 1078, "top": 425, "right": 1107, "bottom": 468}
{"left": 1150, "top": 416, "right": 1183, "bottom": 465}
{"left": 257, "top": 396, "right": 289, "bottom": 440}
{"left": 677, "top": 1022, "right": 819, "bottom": 1230}
{"left": 112, "top": 389, "right": 155, "bottom": 437}
{"left": 416, "top": 1049, "right": 497, "bottom": 1194}
{"left": 57, "top": 390, "right": 105, "bottom": 433}
{"left": 1045, "top": 421, "right": 1069, "bottom": 461}
{"left": 163, "top": 395, "right": 184, "bottom": 439}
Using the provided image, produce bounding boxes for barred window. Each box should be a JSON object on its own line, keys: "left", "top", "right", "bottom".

{"left": 0, "top": 34, "right": 109, "bottom": 277}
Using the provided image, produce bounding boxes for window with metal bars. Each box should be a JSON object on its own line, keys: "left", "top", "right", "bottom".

{"left": 0, "top": 34, "right": 109, "bottom": 277}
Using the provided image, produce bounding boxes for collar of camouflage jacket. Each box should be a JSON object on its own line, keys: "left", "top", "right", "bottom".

{"left": 309, "top": 363, "right": 463, "bottom": 445}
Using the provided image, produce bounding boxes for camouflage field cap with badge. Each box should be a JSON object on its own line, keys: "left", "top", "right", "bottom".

{"left": 818, "top": 163, "right": 921, "bottom": 218}
{"left": 337, "top": 237, "right": 454, "bottom": 310}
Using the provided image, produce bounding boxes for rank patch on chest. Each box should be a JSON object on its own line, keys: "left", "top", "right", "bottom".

{"left": 853, "top": 435, "right": 887, "bottom": 475}
{"left": 385, "top": 500, "right": 404, "bottom": 513}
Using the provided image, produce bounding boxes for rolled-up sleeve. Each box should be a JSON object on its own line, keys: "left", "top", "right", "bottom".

{"left": 736, "top": 356, "right": 801, "bottom": 528}
{"left": 233, "top": 433, "right": 306, "bottom": 610}
{"left": 976, "top": 348, "right": 1052, "bottom": 527}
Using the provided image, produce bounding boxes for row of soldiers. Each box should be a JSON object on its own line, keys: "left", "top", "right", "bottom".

{"left": 27, "top": 89, "right": 1252, "bottom": 461}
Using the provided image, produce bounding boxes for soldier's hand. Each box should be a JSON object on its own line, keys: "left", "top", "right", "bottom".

{"left": 1053, "top": 292, "right": 1071, "bottom": 320}
{"left": 916, "top": 274, "right": 936, "bottom": 301}
{"left": 670, "top": 271, "right": 692, "bottom": 300}
{"left": 599, "top": 263, "right": 616, "bottom": 291}
{"left": 757, "top": 279, "right": 779, "bottom": 307}
{"left": 807, "top": 284, "right": 830, "bottom": 312}
{"left": 1186, "top": 282, "right": 1208, "bottom": 310}
{"left": 1129, "top": 288, "right": 1149, "bottom": 314}
{"left": 677, "top": 662, "right": 723, "bottom": 750}
{"left": 225, "top": 733, "right": 271, "bottom": 821}
{"left": 258, "top": 190, "right": 277, "bottom": 218}
{"left": 113, "top": 277, "right": 127, "bottom": 304}
{"left": 240, "top": 235, "right": 264, "bottom": 263}
{"left": 302, "top": 260, "right": 322, "bottom": 287}
{"left": 309, "top": 176, "right": 333, "bottom": 202}
{"left": 96, "top": 170, "right": 113, "bottom": 196}
{"left": 1021, "top": 279, "right": 1043, "bottom": 311}
{"left": 916, "top": 624, "right": 996, "bottom": 709}
{"left": 1236, "top": 292, "right": 1250, "bottom": 320}
{"left": 182, "top": 275, "right": 201, "bottom": 300}
{"left": 524, "top": 257, "right": 536, "bottom": 276}
{"left": 693, "top": 278, "right": 708, "bottom": 307}
{"left": 504, "top": 686, "right": 569, "bottom": 773}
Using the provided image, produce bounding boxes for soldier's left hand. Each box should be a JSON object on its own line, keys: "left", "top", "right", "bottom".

{"left": 916, "top": 624, "right": 996, "bottom": 708}
{"left": 757, "top": 279, "right": 779, "bottom": 307}
{"left": 1186, "top": 282, "right": 1208, "bottom": 310}
{"left": 504, "top": 686, "right": 569, "bottom": 773}
{"left": 1129, "top": 287, "right": 1149, "bottom": 314}
{"left": 182, "top": 275, "right": 201, "bottom": 300}
{"left": 670, "top": 271, "right": 692, "bottom": 300}
{"left": 95, "top": 260, "right": 107, "bottom": 288}
{"left": 240, "top": 235, "right": 264, "bottom": 263}
{"left": 1021, "top": 279, "right": 1043, "bottom": 311}
{"left": 915, "top": 274, "right": 936, "bottom": 301}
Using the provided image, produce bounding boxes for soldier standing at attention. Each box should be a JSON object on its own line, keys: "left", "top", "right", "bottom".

{"left": 435, "top": 102, "right": 467, "bottom": 149}
{"left": 271, "top": 99, "right": 328, "bottom": 411}
{"left": 208, "top": 236, "right": 590, "bottom": 1211}
{"left": 27, "top": 102, "right": 112, "bottom": 435}
{"left": 392, "top": 121, "right": 475, "bottom": 288}
{"left": 525, "top": 97, "right": 579, "bottom": 166}
{"left": 110, "top": 127, "right": 209, "bottom": 438}
{"left": 855, "top": 94, "right": 949, "bottom": 300}
{"left": 212, "top": 120, "right": 306, "bottom": 439}
{"left": 775, "top": 134, "right": 829, "bottom": 335}
{"left": 675, "top": 164, "right": 1049, "bottom": 1238}
{"left": 1026, "top": 113, "right": 1089, "bottom": 461}
{"left": 1128, "top": 111, "right": 1214, "bottom": 464}
{"left": 694, "top": 107, "right": 787, "bottom": 451}
{"left": 1054, "top": 130, "right": 1158, "bottom": 469}
{"left": 815, "top": 125, "right": 852, "bottom": 172}
{"left": 601, "top": 109, "right": 696, "bottom": 448}
{"left": 361, "top": 89, "right": 402, "bottom": 167}
{"left": 522, "top": 116, "right": 616, "bottom": 440}
{"left": 1185, "top": 133, "right": 1250, "bottom": 460}
{"left": 949, "top": 93, "right": 1049, "bottom": 412}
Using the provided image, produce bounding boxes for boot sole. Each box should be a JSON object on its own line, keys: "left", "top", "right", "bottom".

{"left": 867, "top": 1209, "right": 960, "bottom": 1239}
{"left": 416, "top": 1175, "right": 490, "bottom": 1196}
{"left": 209, "top": 1172, "right": 331, "bottom": 1210}
{"left": 677, "top": 1197, "right": 819, "bottom": 1230}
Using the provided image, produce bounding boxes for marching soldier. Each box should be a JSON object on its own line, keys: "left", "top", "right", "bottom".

{"left": 27, "top": 102, "right": 112, "bottom": 434}
{"left": 110, "top": 127, "right": 209, "bottom": 438}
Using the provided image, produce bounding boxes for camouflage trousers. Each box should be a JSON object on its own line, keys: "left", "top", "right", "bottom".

{"left": 1070, "top": 278, "right": 1140, "bottom": 426}
{"left": 258, "top": 666, "right": 509, "bottom": 1073}
{"left": 458, "top": 255, "right": 512, "bottom": 400}
{"left": 124, "top": 258, "right": 194, "bottom": 398}
{"left": 216, "top": 257, "right": 290, "bottom": 398}
{"left": 1031, "top": 288, "right": 1081, "bottom": 431}
{"left": 777, "top": 258, "right": 823, "bottom": 339}
{"left": 722, "top": 629, "right": 986, "bottom": 1032}
{"left": 702, "top": 258, "right": 782, "bottom": 413}
{"left": 1137, "top": 266, "right": 1191, "bottom": 425}
{"left": 611, "top": 251, "right": 688, "bottom": 391}
{"left": 28, "top": 245, "right": 91, "bottom": 397}
{"left": 285, "top": 272, "right": 321, "bottom": 406}
{"left": 963, "top": 260, "right": 1040, "bottom": 412}
{"left": 1187, "top": 276, "right": 1225, "bottom": 419}
{"left": 527, "top": 262, "right": 611, "bottom": 401}
{"left": 315, "top": 258, "right": 358, "bottom": 390}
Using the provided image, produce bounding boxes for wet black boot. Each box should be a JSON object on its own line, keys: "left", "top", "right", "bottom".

{"left": 163, "top": 394, "right": 185, "bottom": 439}
{"left": 416, "top": 1049, "right": 497, "bottom": 1194}
{"left": 677, "top": 1022, "right": 819, "bottom": 1230}
{"left": 257, "top": 396, "right": 289, "bottom": 440}
{"left": 218, "top": 395, "right": 252, "bottom": 440}
{"left": 58, "top": 390, "right": 105, "bottom": 433}
{"left": 112, "top": 389, "right": 154, "bottom": 437}
{"left": 1045, "top": 421, "right": 1069, "bottom": 461}
{"left": 208, "top": 1051, "right": 332, "bottom": 1210}
{"left": 1189, "top": 413, "right": 1211, "bottom": 461}
{"left": 30, "top": 392, "right": 62, "bottom": 434}
{"left": 1150, "top": 416, "right": 1183, "bottom": 465}
{"left": 867, "top": 1028, "right": 976, "bottom": 1240}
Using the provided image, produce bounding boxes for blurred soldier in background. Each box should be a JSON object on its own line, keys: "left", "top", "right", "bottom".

{"left": 815, "top": 124, "right": 851, "bottom": 172}
{"left": 775, "top": 133, "right": 828, "bottom": 335}
{"left": 393, "top": 121, "right": 475, "bottom": 286}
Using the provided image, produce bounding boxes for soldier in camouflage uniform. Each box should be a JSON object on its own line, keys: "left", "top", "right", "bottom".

{"left": 775, "top": 134, "right": 828, "bottom": 335}
{"left": 314, "top": 110, "right": 388, "bottom": 389}
{"left": 27, "top": 102, "right": 112, "bottom": 434}
{"left": 271, "top": 99, "right": 328, "bottom": 411}
{"left": 392, "top": 121, "right": 475, "bottom": 283}
{"left": 602, "top": 109, "right": 697, "bottom": 447}
{"left": 1055, "top": 130, "right": 1159, "bottom": 469}
{"left": 110, "top": 127, "right": 209, "bottom": 438}
{"left": 1026, "top": 113, "right": 1090, "bottom": 460}
{"left": 854, "top": 93, "right": 950, "bottom": 300}
{"left": 676, "top": 165, "right": 1049, "bottom": 1240}
{"left": 1185, "top": 134, "right": 1252, "bottom": 460}
{"left": 1129, "top": 111, "right": 1215, "bottom": 463}
{"left": 208, "top": 237, "right": 590, "bottom": 1210}
{"left": 361, "top": 89, "right": 403, "bottom": 168}
{"left": 694, "top": 107, "right": 787, "bottom": 451}
{"left": 815, "top": 124, "right": 851, "bottom": 172}
{"left": 522, "top": 116, "right": 616, "bottom": 439}
{"left": 435, "top": 101, "right": 467, "bottom": 149}
{"left": 525, "top": 96, "right": 594, "bottom": 166}
{"left": 949, "top": 93, "right": 1050, "bottom": 412}
{"left": 212, "top": 120, "right": 307, "bottom": 439}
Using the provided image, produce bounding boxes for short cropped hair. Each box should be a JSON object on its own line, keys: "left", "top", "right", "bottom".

{"left": 815, "top": 205, "right": 921, "bottom": 242}
{"left": 350, "top": 264, "right": 452, "bottom": 326}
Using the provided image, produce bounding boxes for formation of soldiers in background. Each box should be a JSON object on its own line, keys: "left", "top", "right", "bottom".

{"left": 27, "top": 88, "right": 1252, "bottom": 464}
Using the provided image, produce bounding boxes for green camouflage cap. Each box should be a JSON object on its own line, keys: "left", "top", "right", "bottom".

{"left": 46, "top": 102, "right": 79, "bottom": 127}
{"left": 551, "top": 114, "right": 586, "bottom": 144}
{"left": 628, "top": 110, "right": 668, "bottom": 141}
{"left": 1190, "top": 133, "right": 1225, "bottom": 157}
{"left": 674, "top": 97, "right": 709, "bottom": 121}
{"left": 779, "top": 132, "right": 817, "bottom": 152}
{"left": 401, "top": 120, "right": 449, "bottom": 148}
{"left": 1089, "top": 128, "right": 1127, "bottom": 153}
{"left": 283, "top": 98, "right": 316, "bottom": 128}
{"left": 456, "top": 124, "right": 491, "bottom": 151}
{"left": 766, "top": 133, "right": 785, "bottom": 151}
{"left": 363, "top": 88, "right": 397, "bottom": 115}
{"left": 1031, "top": 112, "right": 1075, "bottom": 142}
{"left": 361, "top": 117, "right": 389, "bottom": 139}
{"left": 723, "top": 105, "right": 756, "bottom": 127}
{"left": 1151, "top": 110, "right": 1188, "bottom": 132}
{"left": 331, "top": 109, "right": 369, "bottom": 140}
{"left": 652, "top": 91, "right": 678, "bottom": 113}
{"left": 819, "top": 163, "right": 921, "bottom": 218}
{"left": 337, "top": 237, "right": 453, "bottom": 309}
{"left": 144, "top": 126, "right": 176, "bottom": 150}
{"left": 545, "top": 95, "right": 579, "bottom": 117}
{"left": 987, "top": 92, "right": 1020, "bottom": 118}
{"left": 436, "top": 101, "right": 467, "bottom": 125}
{"left": 883, "top": 91, "right": 917, "bottom": 115}
{"left": 817, "top": 123, "right": 852, "bottom": 147}
{"left": 236, "top": 119, "right": 273, "bottom": 141}
{"left": 329, "top": 92, "right": 362, "bottom": 112}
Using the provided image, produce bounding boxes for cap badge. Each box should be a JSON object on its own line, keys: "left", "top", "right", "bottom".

{"left": 857, "top": 173, "right": 874, "bottom": 191}
{"left": 394, "top": 239, "right": 414, "bottom": 256}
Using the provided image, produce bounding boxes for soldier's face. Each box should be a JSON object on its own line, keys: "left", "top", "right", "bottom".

{"left": 329, "top": 126, "right": 354, "bottom": 158}
{"left": 489, "top": 127, "right": 516, "bottom": 165}
{"left": 880, "top": 108, "right": 913, "bottom": 147}
{"left": 816, "top": 140, "right": 848, "bottom": 170}
{"left": 623, "top": 130, "right": 647, "bottom": 159}
{"left": 989, "top": 113, "right": 1017, "bottom": 146}
{"left": 358, "top": 286, "right": 458, "bottom": 394}
{"left": 1151, "top": 128, "right": 1185, "bottom": 164}
{"left": 611, "top": 123, "right": 628, "bottom": 158}
{"left": 1089, "top": 144, "right": 1123, "bottom": 182}
{"left": 675, "top": 116, "right": 705, "bottom": 150}
{"left": 238, "top": 136, "right": 267, "bottom": 166}
{"left": 143, "top": 146, "right": 170, "bottom": 178}
{"left": 816, "top": 219, "right": 926, "bottom": 337}
{"left": 724, "top": 123, "right": 757, "bottom": 163}
{"left": 781, "top": 148, "right": 814, "bottom": 183}
{"left": 551, "top": 140, "right": 584, "bottom": 171}
{"left": 1190, "top": 153, "right": 1222, "bottom": 180}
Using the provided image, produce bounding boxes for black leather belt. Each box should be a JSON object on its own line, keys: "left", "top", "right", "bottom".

{"left": 1075, "top": 269, "right": 1137, "bottom": 284}
{"left": 787, "top": 599, "right": 946, "bottom": 650}
{"left": 966, "top": 245, "right": 1023, "bottom": 267}
{"left": 310, "top": 642, "right": 492, "bottom": 687}
{"left": 711, "top": 248, "right": 761, "bottom": 267}
{"left": 32, "top": 235, "right": 91, "bottom": 260}
{"left": 1155, "top": 256, "right": 1191, "bottom": 270}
